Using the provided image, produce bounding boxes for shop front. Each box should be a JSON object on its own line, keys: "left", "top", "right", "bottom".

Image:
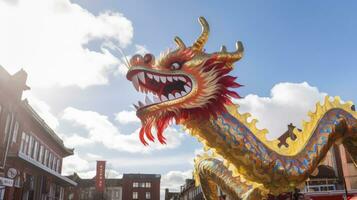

{"left": 2, "top": 154, "right": 76, "bottom": 200}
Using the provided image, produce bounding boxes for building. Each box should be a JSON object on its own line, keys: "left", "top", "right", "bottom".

{"left": 66, "top": 172, "right": 161, "bottom": 200}
{"left": 178, "top": 179, "right": 204, "bottom": 200}
{"left": 164, "top": 188, "right": 179, "bottom": 200}
{"left": 65, "top": 173, "right": 122, "bottom": 200}
{"left": 122, "top": 174, "right": 161, "bottom": 200}
{"left": 0, "top": 66, "right": 76, "bottom": 200}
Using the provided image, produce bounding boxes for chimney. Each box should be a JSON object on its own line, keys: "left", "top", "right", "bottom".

{"left": 11, "top": 68, "right": 30, "bottom": 101}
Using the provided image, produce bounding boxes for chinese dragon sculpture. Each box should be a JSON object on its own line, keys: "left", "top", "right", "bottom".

{"left": 126, "top": 17, "right": 357, "bottom": 199}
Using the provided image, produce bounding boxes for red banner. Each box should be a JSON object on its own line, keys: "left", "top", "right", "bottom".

{"left": 95, "top": 161, "right": 106, "bottom": 192}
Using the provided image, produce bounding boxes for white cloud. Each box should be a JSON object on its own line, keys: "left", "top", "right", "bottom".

{"left": 161, "top": 170, "right": 192, "bottom": 191}
{"left": 108, "top": 154, "right": 194, "bottom": 167}
{"left": 0, "top": 0, "right": 133, "bottom": 88}
{"left": 62, "top": 107, "right": 185, "bottom": 153}
{"left": 23, "top": 92, "right": 59, "bottom": 129}
{"left": 62, "top": 154, "right": 90, "bottom": 175}
{"left": 62, "top": 133, "right": 94, "bottom": 147}
{"left": 85, "top": 153, "right": 102, "bottom": 161}
{"left": 235, "top": 82, "right": 327, "bottom": 139}
{"left": 160, "top": 170, "right": 193, "bottom": 199}
{"left": 114, "top": 110, "right": 139, "bottom": 124}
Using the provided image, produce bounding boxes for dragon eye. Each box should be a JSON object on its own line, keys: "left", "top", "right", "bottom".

{"left": 170, "top": 62, "right": 182, "bottom": 70}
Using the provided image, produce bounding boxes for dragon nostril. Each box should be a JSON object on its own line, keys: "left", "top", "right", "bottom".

{"left": 130, "top": 54, "right": 144, "bottom": 66}
{"left": 144, "top": 53, "right": 155, "bottom": 65}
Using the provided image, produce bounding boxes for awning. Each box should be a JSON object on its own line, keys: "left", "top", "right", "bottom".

{"left": 10, "top": 153, "right": 77, "bottom": 186}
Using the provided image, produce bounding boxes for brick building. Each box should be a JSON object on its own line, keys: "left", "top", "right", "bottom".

{"left": 0, "top": 66, "right": 76, "bottom": 200}
{"left": 164, "top": 188, "right": 179, "bottom": 200}
{"left": 177, "top": 179, "right": 204, "bottom": 200}
{"left": 66, "top": 172, "right": 161, "bottom": 200}
{"left": 122, "top": 174, "right": 161, "bottom": 200}
{"left": 65, "top": 173, "right": 122, "bottom": 200}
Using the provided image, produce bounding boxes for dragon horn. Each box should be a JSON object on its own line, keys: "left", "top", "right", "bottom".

{"left": 191, "top": 16, "right": 210, "bottom": 52}
{"left": 174, "top": 36, "right": 186, "bottom": 49}
{"left": 216, "top": 41, "right": 244, "bottom": 63}
{"left": 220, "top": 45, "right": 227, "bottom": 52}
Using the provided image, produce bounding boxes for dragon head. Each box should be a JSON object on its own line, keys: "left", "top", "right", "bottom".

{"left": 126, "top": 17, "right": 244, "bottom": 145}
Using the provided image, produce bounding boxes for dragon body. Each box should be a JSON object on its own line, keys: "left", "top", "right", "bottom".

{"left": 126, "top": 17, "right": 357, "bottom": 199}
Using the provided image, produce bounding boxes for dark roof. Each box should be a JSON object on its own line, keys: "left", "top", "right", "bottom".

{"left": 309, "top": 165, "right": 337, "bottom": 179}
{"left": 123, "top": 174, "right": 161, "bottom": 179}
{"left": 180, "top": 179, "right": 196, "bottom": 193}
{"left": 21, "top": 99, "right": 74, "bottom": 156}
{"left": 165, "top": 188, "right": 180, "bottom": 200}
{"left": 0, "top": 66, "right": 30, "bottom": 97}
{"left": 0, "top": 65, "right": 11, "bottom": 83}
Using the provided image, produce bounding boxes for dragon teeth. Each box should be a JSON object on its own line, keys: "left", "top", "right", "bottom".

{"left": 132, "top": 71, "right": 194, "bottom": 105}
{"left": 161, "top": 95, "right": 168, "bottom": 101}
{"left": 147, "top": 73, "right": 153, "bottom": 79}
{"left": 153, "top": 95, "right": 160, "bottom": 103}
{"left": 178, "top": 77, "right": 186, "bottom": 82}
{"left": 184, "top": 85, "right": 191, "bottom": 93}
{"left": 168, "top": 94, "right": 175, "bottom": 100}
{"left": 153, "top": 75, "right": 160, "bottom": 82}
{"left": 160, "top": 76, "right": 167, "bottom": 83}
{"left": 145, "top": 96, "right": 153, "bottom": 104}
{"left": 138, "top": 72, "right": 145, "bottom": 84}
{"left": 138, "top": 101, "right": 145, "bottom": 107}
{"left": 132, "top": 75, "right": 140, "bottom": 91}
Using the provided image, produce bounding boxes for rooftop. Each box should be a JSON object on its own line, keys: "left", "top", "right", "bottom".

{"left": 21, "top": 99, "right": 74, "bottom": 156}
{"left": 123, "top": 173, "right": 161, "bottom": 179}
{"left": 67, "top": 172, "right": 161, "bottom": 187}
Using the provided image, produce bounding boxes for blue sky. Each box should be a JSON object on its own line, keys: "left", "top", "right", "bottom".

{"left": 1, "top": 0, "right": 356, "bottom": 195}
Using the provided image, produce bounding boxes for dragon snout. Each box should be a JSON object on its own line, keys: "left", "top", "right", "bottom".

{"left": 130, "top": 53, "right": 155, "bottom": 67}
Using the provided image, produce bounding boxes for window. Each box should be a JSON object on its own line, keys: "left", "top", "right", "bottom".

{"left": 145, "top": 182, "right": 151, "bottom": 188}
{"left": 27, "top": 135, "right": 34, "bottom": 156}
{"left": 133, "top": 182, "right": 139, "bottom": 188}
{"left": 145, "top": 192, "right": 151, "bottom": 199}
{"left": 56, "top": 159, "right": 61, "bottom": 172}
{"left": 44, "top": 149, "right": 49, "bottom": 166}
{"left": 48, "top": 152, "right": 53, "bottom": 168}
{"left": 4, "top": 114, "right": 11, "bottom": 143}
{"left": 52, "top": 157, "right": 56, "bottom": 170}
{"left": 132, "top": 192, "right": 138, "bottom": 199}
{"left": 33, "top": 140, "right": 38, "bottom": 160}
{"left": 20, "top": 132, "right": 27, "bottom": 153}
{"left": 39, "top": 145, "right": 44, "bottom": 163}
{"left": 12, "top": 121, "right": 19, "bottom": 143}
{"left": 140, "top": 182, "right": 145, "bottom": 188}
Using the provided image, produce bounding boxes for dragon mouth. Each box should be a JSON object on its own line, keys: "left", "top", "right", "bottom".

{"left": 127, "top": 67, "right": 193, "bottom": 112}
